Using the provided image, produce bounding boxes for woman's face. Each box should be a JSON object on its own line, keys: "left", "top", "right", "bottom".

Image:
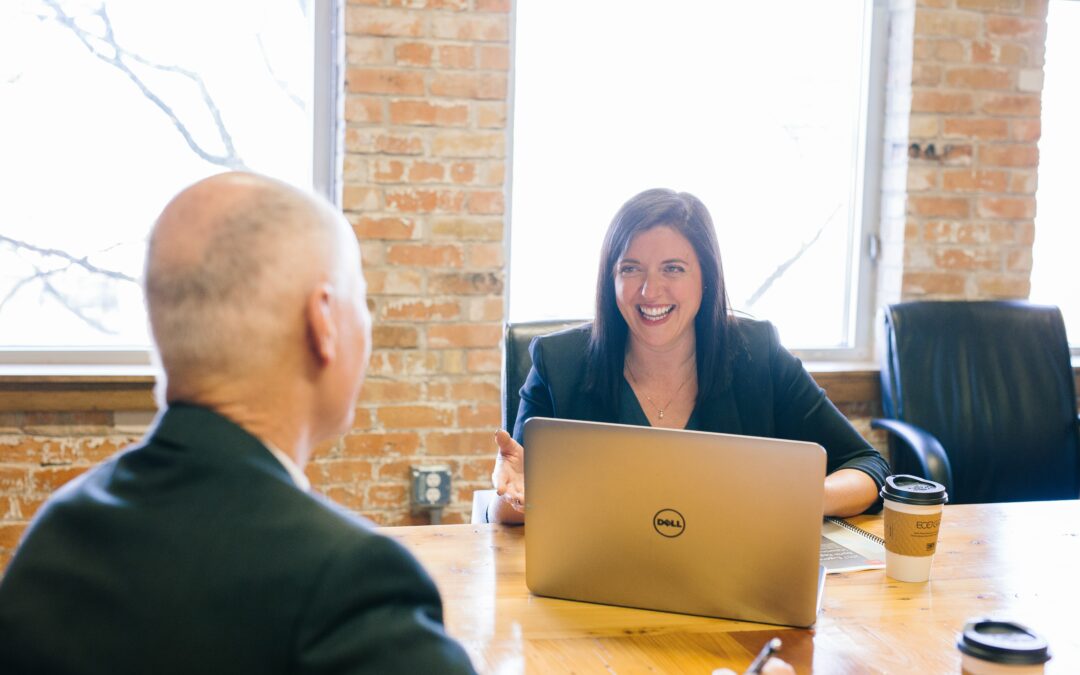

{"left": 614, "top": 225, "right": 703, "bottom": 354}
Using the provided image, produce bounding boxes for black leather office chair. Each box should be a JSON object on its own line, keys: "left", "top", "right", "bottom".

{"left": 871, "top": 300, "right": 1080, "bottom": 504}
{"left": 472, "top": 319, "right": 586, "bottom": 524}
{"left": 501, "top": 319, "right": 587, "bottom": 434}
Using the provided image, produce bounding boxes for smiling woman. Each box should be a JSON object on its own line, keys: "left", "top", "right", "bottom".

{"left": 490, "top": 189, "right": 890, "bottom": 525}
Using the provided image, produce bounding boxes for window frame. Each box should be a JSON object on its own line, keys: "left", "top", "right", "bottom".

{"left": 0, "top": 0, "right": 343, "bottom": 372}
{"left": 505, "top": 0, "right": 890, "bottom": 362}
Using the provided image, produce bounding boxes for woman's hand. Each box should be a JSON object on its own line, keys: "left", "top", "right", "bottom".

{"left": 491, "top": 430, "right": 525, "bottom": 518}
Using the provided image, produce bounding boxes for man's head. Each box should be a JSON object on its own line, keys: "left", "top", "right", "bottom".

{"left": 145, "top": 172, "right": 371, "bottom": 442}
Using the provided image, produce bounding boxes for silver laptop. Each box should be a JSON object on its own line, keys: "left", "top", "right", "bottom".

{"left": 524, "top": 417, "right": 827, "bottom": 628}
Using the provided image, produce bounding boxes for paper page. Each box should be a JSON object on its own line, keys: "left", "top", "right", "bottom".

{"left": 820, "top": 520, "right": 885, "bottom": 574}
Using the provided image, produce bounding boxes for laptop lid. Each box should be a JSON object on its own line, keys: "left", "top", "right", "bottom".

{"left": 524, "top": 417, "right": 827, "bottom": 628}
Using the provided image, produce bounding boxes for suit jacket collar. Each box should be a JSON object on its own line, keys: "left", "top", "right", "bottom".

{"left": 148, "top": 403, "right": 296, "bottom": 488}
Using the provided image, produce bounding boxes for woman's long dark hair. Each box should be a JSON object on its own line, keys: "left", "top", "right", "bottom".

{"left": 584, "top": 188, "right": 736, "bottom": 415}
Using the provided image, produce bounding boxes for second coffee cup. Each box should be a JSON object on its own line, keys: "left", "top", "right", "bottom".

{"left": 880, "top": 474, "right": 948, "bottom": 582}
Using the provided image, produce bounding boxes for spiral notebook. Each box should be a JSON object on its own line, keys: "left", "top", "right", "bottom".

{"left": 821, "top": 517, "right": 886, "bottom": 573}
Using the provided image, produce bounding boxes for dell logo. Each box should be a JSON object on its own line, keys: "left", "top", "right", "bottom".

{"left": 653, "top": 509, "right": 685, "bottom": 538}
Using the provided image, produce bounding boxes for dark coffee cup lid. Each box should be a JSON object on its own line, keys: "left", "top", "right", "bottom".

{"left": 880, "top": 474, "right": 948, "bottom": 506}
{"left": 957, "top": 619, "right": 1050, "bottom": 665}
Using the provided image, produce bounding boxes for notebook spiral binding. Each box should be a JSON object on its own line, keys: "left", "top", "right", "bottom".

{"left": 825, "top": 516, "right": 885, "bottom": 546}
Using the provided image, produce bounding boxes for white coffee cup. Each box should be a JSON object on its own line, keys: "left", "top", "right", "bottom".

{"left": 957, "top": 618, "right": 1050, "bottom": 673}
{"left": 880, "top": 474, "right": 948, "bottom": 583}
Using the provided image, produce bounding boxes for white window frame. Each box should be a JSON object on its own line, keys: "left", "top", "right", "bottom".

{"left": 0, "top": 0, "right": 343, "bottom": 372}
{"left": 505, "top": 0, "right": 889, "bottom": 363}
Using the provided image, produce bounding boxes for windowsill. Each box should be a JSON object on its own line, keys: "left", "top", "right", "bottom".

{"left": 1, "top": 359, "right": 1077, "bottom": 414}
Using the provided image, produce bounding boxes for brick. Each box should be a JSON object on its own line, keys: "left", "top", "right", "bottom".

{"left": 367, "top": 349, "right": 442, "bottom": 375}
{"left": 908, "top": 196, "right": 970, "bottom": 217}
{"left": 941, "top": 144, "right": 973, "bottom": 166}
{"left": 478, "top": 45, "right": 510, "bottom": 70}
{"left": 388, "top": 100, "right": 468, "bottom": 126}
{"left": 373, "top": 325, "right": 419, "bottom": 349}
{"left": 438, "top": 45, "right": 475, "bottom": 69}
{"left": 352, "top": 216, "right": 418, "bottom": 240}
{"left": 309, "top": 459, "right": 374, "bottom": 485}
{"left": 942, "top": 118, "right": 1009, "bottom": 140}
{"left": 0, "top": 467, "right": 28, "bottom": 492}
{"left": 922, "top": 221, "right": 955, "bottom": 243}
{"left": 902, "top": 272, "right": 966, "bottom": 296}
{"left": 449, "top": 162, "right": 477, "bottom": 184}
{"left": 345, "top": 96, "right": 384, "bottom": 123}
{"left": 364, "top": 268, "right": 424, "bottom": 295}
{"left": 432, "top": 131, "right": 505, "bottom": 158}
{"left": 0, "top": 523, "right": 26, "bottom": 549}
{"left": 430, "top": 14, "right": 508, "bottom": 41}
{"left": 980, "top": 144, "right": 1038, "bottom": 167}
{"left": 342, "top": 432, "right": 421, "bottom": 457}
{"left": 476, "top": 102, "right": 507, "bottom": 129}
{"left": 945, "top": 67, "right": 1013, "bottom": 90}
{"left": 942, "top": 169, "right": 1008, "bottom": 192}
{"left": 467, "top": 296, "right": 504, "bottom": 321}
{"left": 430, "top": 72, "right": 507, "bottom": 99}
{"left": 1006, "top": 248, "right": 1033, "bottom": 272}
{"left": 980, "top": 93, "right": 1041, "bottom": 116}
{"left": 915, "top": 12, "right": 980, "bottom": 38}
{"left": 380, "top": 299, "right": 461, "bottom": 321}
{"left": 1016, "top": 68, "right": 1043, "bottom": 93}
{"left": 467, "top": 190, "right": 504, "bottom": 214}
{"left": 933, "top": 40, "right": 966, "bottom": 62}
{"left": 346, "top": 68, "right": 425, "bottom": 96}
{"left": 430, "top": 216, "right": 503, "bottom": 241}
{"left": 30, "top": 466, "right": 88, "bottom": 492}
{"left": 986, "top": 15, "right": 1045, "bottom": 39}
{"left": 909, "top": 114, "right": 939, "bottom": 139}
{"left": 366, "top": 483, "right": 408, "bottom": 508}
{"left": 425, "top": 431, "right": 496, "bottom": 455}
{"left": 911, "top": 90, "right": 974, "bottom": 113}
{"left": 384, "top": 189, "right": 463, "bottom": 213}
{"left": 935, "top": 248, "right": 1000, "bottom": 271}
{"left": 347, "top": 8, "right": 424, "bottom": 37}
{"left": 428, "top": 272, "right": 504, "bottom": 295}
{"left": 957, "top": 0, "right": 1022, "bottom": 10}
{"left": 357, "top": 380, "right": 423, "bottom": 405}
{"left": 457, "top": 404, "right": 501, "bottom": 428}
{"left": 386, "top": 244, "right": 464, "bottom": 267}
{"left": 427, "top": 323, "right": 502, "bottom": 349}
{"left": 907, "top": 167, "right": 938, "bottom": 192}
{"left": 912, "top": 63, "right": 941, "bottom": 86}
{"left": 1023, "top": 0, "right": 1049, "bottom": 18}
{"left": 467, "top": 349, "right": 501, "bottom": 373}
{"left": 407, "top": 161, "right": 446, "bottom": 182}
{"left": 977, "top": 196, "right": 1036, "bottom": 219}
{"left": 482, "top": 162, "right": 505, "bottom": 185}
{"left": 394, "top": 42, "right": 433, "bottom": 66}
{"left": 976, "top": 274, "right": 1029, "bottom": 297}
{"left": 475, "top": 0, "right": 511, "bottom": 10}
{"left": 1009, "top": 171, "right": 1038, "bottom": 194}
{"left": 346, "top": 37, "right": 388, "bottom": 65}
{"left": 449, "top": 381, "right": 501, "bottom": 402}
{"left": 373, "top": 159, "right": 405, "bottom": 182}
{"left": 342, "top": 186, "right": 380, "bottom": 211}
{"left": 465, "top": 243, "right": 504, "bottom": 269}
{"left": 377, "top": 405, "right": 454, "bottom": 429}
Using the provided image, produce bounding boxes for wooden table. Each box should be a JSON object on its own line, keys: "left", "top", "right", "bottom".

{"left": 385, "top": 501, "right": 1079, "bottom": 673}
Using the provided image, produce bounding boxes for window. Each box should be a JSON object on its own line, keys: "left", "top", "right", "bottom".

{"left": 508, "top": 0, "right": 886, "bottom": 356}
{"left": 1030, "top": 0, "right": 1080, "bottom": 351}
{"left": 0, "top": 0, "right": 338, "bottom": 362}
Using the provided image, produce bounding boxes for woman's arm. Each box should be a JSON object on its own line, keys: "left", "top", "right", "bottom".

{"left": 823, "top": 468, "right": 879, "bottom": 517}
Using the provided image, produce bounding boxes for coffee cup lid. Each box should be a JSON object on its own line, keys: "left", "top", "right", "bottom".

{"left": 880, "top": 474, "right": 948, "bottom": 505}
{"left": 957, "top": 619, "right": 1051, "bottom": 665}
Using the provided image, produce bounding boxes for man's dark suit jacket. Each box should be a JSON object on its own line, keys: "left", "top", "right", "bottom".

{"left": 0, "top": 404, "right": 475, "bottom": 675}
{"left": 512, "top": 319, "right": 890, "bottom": 491}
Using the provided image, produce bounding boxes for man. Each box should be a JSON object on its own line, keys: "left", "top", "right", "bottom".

{"left": 0, "top": 173, "right": 475, "bottom": 674}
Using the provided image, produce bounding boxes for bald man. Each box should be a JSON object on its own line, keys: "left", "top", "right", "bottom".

{"left": 0, "top": 173, "right": 476, "bottom": 675}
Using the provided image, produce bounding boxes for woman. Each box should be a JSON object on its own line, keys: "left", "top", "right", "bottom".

{"left": 490, "top": 188, "right": 888, "bottom": 524}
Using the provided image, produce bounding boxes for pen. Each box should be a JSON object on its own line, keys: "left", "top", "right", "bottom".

{"left": 746, "top": 637, "right": 782, "bottom": 675}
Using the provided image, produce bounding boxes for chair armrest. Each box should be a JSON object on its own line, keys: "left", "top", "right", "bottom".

{"left": 871, "top": 418, "right": 954, "bottom": 495}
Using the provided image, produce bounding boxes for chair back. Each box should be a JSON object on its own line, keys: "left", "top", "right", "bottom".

{"left": 881, "top": 300, "right": 1079, "bottom": 503}
{"left": 502, "top": 320, "right": 586, "bottom": 434}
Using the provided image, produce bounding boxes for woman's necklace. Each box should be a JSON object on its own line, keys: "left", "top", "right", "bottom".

{"left": 625, "top": 361, "right": 692, "bottom": 420}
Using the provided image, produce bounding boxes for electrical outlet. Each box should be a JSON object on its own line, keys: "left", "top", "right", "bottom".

{"left": 410, "top": 464, "right": 451, "bottom": 509}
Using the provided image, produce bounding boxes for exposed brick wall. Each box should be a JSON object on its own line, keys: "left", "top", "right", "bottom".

{"left": 892, "top": 0, "right": 1048, "bottom": 299}
{"left": 0, "top": 0, "right": 1066, "bottom": 573}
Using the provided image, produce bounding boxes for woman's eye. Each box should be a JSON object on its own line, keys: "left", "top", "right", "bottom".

{"left": 618, "top": 264, "right": 639, "bottom": 275}
{"left": 664, "top": 264, "right": 685, "bottom": 274}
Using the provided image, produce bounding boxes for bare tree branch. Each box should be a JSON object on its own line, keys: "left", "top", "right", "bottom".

{"left": 0, "top": 264, "right": 70, "bottom": 312}
{"left": 0, "top": 233, "right": 138, "bottom": 283}
{"left": 743, "top": 203, "right": 842, "bottom": 310}
{"left": 256, "top": 32, "right": 305, "bottom": 111}
{"left": 40, "top": 274, "right": 116, "bottom": 335}
{"left": 40, "top": 0, "right": 248, "bottom": 170}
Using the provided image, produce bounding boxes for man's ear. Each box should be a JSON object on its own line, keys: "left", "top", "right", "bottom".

{"left": 305, "top": 283, "right": 336, "bottom": 365}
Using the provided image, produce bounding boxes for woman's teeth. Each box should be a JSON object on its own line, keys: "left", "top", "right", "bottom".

{"left": 638, "top": 305, "right": 674, "bottom": 321}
